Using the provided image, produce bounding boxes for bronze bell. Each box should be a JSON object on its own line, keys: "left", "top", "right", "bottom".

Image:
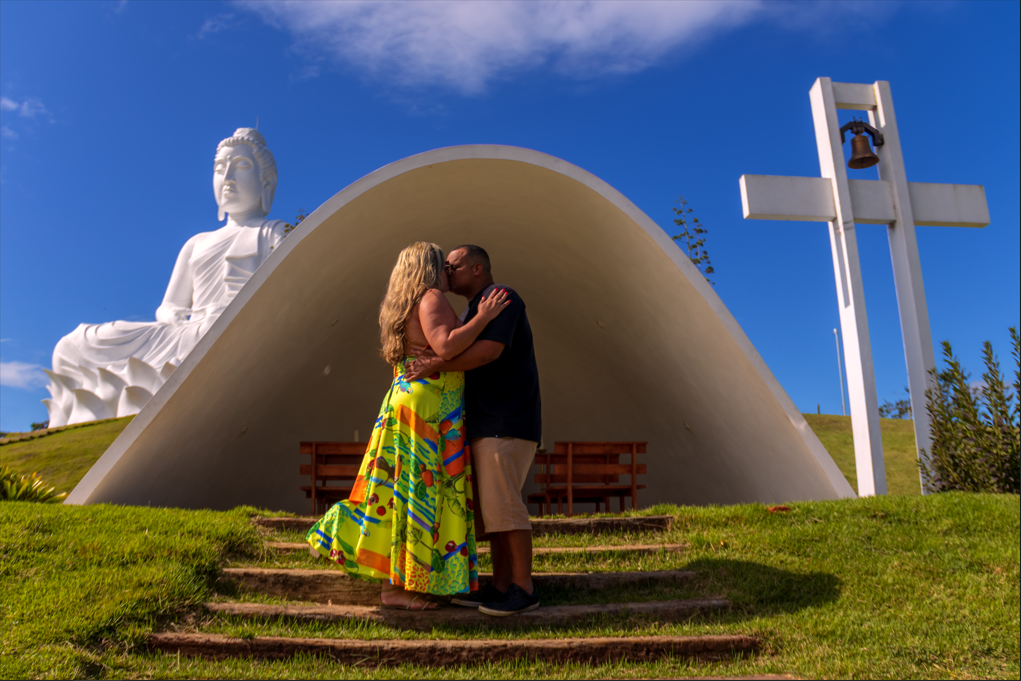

{"left": 847, "top": 134, "right": 880, "bottom": 169}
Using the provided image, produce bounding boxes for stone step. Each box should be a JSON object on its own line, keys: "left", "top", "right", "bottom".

{"left": 268, "top": 541, "right": 686, "bottom": 556}
{"left": 529, "top": 515, "right": 674, "bottom": 536}
{"left": 256, "top": 514, "right": 674, "bottom": 536}
{"left": 220, "top": 567, "right": 696, "bottom": 606}
{"left": 203, "top": 596, "right": 730, "bottom": 632}
{"left": 151, "top": 630, "right": 755, "bottom": 666}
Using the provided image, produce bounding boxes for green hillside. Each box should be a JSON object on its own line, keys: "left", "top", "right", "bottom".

{"left": 802, "top": 414, "right": 921, "bottom": 496}
{"left": 0, "top": 414, "right": 921, "bottom": 497}
{"left": 0, "top": 417, "right": 133, "bottom": 494}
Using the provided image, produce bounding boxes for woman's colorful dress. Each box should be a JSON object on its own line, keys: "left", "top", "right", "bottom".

{"left": 306, "top": 360, "right": 478, "bottom": 595}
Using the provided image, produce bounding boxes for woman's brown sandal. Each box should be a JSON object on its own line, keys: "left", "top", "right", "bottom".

{"left": 379, "top": 592, "right": 438, "bottom": 611}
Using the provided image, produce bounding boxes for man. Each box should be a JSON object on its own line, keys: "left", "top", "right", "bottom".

{"left": 405, "top": 244, "right": 541, "bottom": 616}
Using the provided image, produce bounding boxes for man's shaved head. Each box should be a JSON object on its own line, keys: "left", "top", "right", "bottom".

{"left": 452, "top": 244, "right": 491, "bottom": 273}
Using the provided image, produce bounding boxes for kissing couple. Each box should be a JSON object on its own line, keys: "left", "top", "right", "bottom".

{"left": 306, "top": 242, "right": 542, "bottom": 616}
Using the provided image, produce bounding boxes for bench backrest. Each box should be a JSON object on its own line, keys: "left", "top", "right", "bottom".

{"left": 534, "top": 441, "right": 647, "bottom": 487}
{"left": 299, "top": 441, "right": 367, "bottom": 480}
{"left": 299, "top": 441, "right": 368, "bottom": 514}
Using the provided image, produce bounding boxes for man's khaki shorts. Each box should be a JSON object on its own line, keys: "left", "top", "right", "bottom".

{"left": 470, "top": 436, "right": 536, "bottom": 533}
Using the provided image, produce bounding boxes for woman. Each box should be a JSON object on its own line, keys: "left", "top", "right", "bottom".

{"left": 306, "top": 242, "right": 509, "bottom": 610}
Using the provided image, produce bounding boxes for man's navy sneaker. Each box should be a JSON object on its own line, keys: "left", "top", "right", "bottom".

{"left": 477, "top": 583, "right": 540, "bottom": 616}
{"left": 450, "top": 582, "right": 505, "bottom": 608}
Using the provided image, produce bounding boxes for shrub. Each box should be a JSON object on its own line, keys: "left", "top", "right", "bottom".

{"left": 0, "top": 464, "right": 68, "bottom": 503}
{"left": 919, "top": 327, "right": 1020, "bottom": 494}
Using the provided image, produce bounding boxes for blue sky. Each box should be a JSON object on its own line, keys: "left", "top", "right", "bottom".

{"left": 1, "top": 0, "right": 1018, "bottom": 433}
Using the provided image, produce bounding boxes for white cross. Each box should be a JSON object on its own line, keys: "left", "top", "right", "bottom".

{"left": 739, "top": 78, "right": 990, "bottom": 496}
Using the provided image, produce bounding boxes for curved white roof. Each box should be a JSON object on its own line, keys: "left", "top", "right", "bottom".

{"left": 67, "top": 145, "right": 854, "bottom": 510}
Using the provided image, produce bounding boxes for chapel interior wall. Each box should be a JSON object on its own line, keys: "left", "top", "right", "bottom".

{"left": 78, "top": 155, "right": 841, "bottom": 511}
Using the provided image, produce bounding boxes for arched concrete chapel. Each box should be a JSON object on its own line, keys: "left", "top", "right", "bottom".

{"left": 67, "top": 145, "right": 855, "bottom": 511}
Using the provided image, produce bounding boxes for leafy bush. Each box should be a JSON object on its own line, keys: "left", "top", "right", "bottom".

{"left": 0, "top": 464, "right": 68, "bottom": 503}
{"left": 920, "top": 327, "right": 1020, "bottom": 494}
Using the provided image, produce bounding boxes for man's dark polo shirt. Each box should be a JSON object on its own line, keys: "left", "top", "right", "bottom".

{"left": 460, "top": 284, "right": 542, "bottom": 443}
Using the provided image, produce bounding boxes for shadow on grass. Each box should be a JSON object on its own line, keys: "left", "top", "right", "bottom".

{"left": 683, "top": 558, "right": 841, "bottom": 617}
{"left": 422, "top": 559, "right": 842, "bottom": 635}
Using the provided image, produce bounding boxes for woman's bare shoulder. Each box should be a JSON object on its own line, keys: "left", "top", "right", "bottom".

{"left": 419, "top": 288, "right": 449, "bottom": 308}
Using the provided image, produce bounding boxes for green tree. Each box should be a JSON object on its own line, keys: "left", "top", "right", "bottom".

{"left": 919, "top": 327, "right": 1020, "bottom": 494}
{"left": 671, "top": 195, "right": 714, "bottom": 285}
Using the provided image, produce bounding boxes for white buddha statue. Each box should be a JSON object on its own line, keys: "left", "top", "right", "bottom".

{"left": 45, "top": 128, "right": 289, "bottom": 426}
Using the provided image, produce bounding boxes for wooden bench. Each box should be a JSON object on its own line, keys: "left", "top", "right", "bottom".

{"left": 527, "top": 441, "right": 647, "bottom": 517}
{"left": 299, "top": 441, "right": 368, "bottom": 515}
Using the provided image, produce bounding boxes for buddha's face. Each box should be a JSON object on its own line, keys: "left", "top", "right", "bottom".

{"left": 213, "top": 144, "right": 263, "bottom": 217}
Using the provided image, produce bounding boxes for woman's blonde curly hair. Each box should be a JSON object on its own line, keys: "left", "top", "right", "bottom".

{"left": 379, "top": 242, "right": 445, "bottom": 366}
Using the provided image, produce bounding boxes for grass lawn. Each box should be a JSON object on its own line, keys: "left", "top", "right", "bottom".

{"left": 0, "top": 502, "right": 260, "bottom": 679}
{"left": 0, "top": 414, "right": 920, "bottom": 498}
{"left": 1, "top": 494, "right": 1017, "bottom": 679}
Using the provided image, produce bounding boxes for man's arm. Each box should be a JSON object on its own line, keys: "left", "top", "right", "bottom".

{"left": 404, "top": 340, "right": 504, "bottom": 380}
{"left": 419, "top": 288, "right": 509, "bottom": 360}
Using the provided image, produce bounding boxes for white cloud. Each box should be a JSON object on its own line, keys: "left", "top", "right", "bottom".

{"left": 0, "top": 361, "right": 48, "bottom": 389}
{"left": 241, "top": 0, "right": 763, "bottom": 94}
{"left": 198, "top": 13, "right": 237, "bottom": 39}
{"left": 0, "top": 96, "right": 52, "bottom": 121}
{"left": 16, "top": 97, "right": 51, "bottom": 120}
{"left": 1, "top": 126, "right": 18, "bottom": 140}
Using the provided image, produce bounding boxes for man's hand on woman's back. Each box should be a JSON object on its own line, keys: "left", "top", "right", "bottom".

{"left": 404, "top": 348, "right": 443, "bottom": 381}
{"left": 404, "top": 341, "right": 505, "bottom": 380}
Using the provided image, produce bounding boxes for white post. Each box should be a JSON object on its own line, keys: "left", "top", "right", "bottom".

{"left": 868, "top": 81, "right": 937, "bottom": 493}
{"left": 834, "top": 328, "right": 847, "bottom": 417}
{"left": 810, "top": 77, "right": 887, "bottom": 496}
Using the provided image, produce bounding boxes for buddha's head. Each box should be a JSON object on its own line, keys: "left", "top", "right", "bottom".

{"left": 213, "top": 128, "right": 278, "bottom": 221}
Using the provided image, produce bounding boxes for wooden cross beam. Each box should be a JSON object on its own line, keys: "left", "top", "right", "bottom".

{"left": 740, "top": 78, "right": 989, "bottom": 496}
